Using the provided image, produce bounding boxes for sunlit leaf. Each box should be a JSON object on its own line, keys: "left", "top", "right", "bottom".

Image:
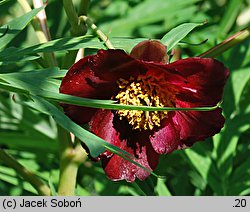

{"left": 161, "top": 22, "right": 203, "bottom": 51}
{"left": 0, "top": 6, "right": 45, "bottom": 50}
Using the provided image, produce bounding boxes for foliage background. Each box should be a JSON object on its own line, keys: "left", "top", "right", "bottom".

{"left": 0, "top": 0, "right": 250, "bottom": 196}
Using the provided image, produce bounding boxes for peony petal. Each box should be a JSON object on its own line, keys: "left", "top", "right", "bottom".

{"left": 130, "top": 40, "right": 168, "bottom": 63}
{"left": 166, "top": 58, "right": 228, "bottom": 145}
{"left": 165, "top": 57, "right": 229, "bottom": 106}
{"left": 91, "top": 49, "right": 146, "bottom": 81}
{"left": 149, "top": 113, "right": 181, "bottom": 154}
{"left": 90, "top": 110, "right": 159, "bottom": 182}
{"left": 60, "top": 104, "right": 97, "bottom": 124}
{"left": 102, "top": 140, "right": 159, "bottom": 182}
{"left": 60, "top": 58, "right": 117, "bottom": 99}
{"left": 144, "top": 57, "right": 229, "bottom": 106}
{"left": 59, "top": 49, "right": 147, "bottom": 124}
{"left": 172, "top": 108, "right": 225, "bottom": 147}
{"left": 59, "top": 56, "right": 117, "bottom": 124}
{"left": 142, "top": 58, "right": 228, "bottom": 151}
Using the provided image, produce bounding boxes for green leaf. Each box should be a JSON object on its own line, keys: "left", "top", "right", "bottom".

{"left": 0, "top": 132, "right": 57, "bottom": 153}
{"left": 184, "top": 146, "right": 224, "bottom": 195}
{"left": 26, "top": 96, "right": 139, "bottom": 161}
{"left": 26, "top": 96, "right": 161, "bottom": 177}
{"left": 0, "top": 165, "right": 37, "bottom": 194}
{"left": 213, "top": 114, "right": 250, "bottom": 178}
{"left": 239, "top": 78, "right": 250, "bottom": 113}
{"left": 0, "top": 6, "right": 45, "bottom": 50}
{"left": 161, "top": 22, "right": 203, "bottom": 51}
{"left": 100, "top": 0, "right": 202, "bottom": 36}
{"left": 0, "top": 69, "right": 221, "bottom": 112}
{"left": 231, "top": 67, "right": 250, "bottom": 107}
{"left": 42, "top": 91, "right": 221, "bottom": 112}
{"left": 0, "top": 36, "right": 145, "bottom": 62}
{"left": 26, "top": 96, "right": 106, "bottom": 158}
{"left": 48, "top": 176, "right": 57, "bottom": 196}
{"left": 135, "top": 178, "right": 156, "bottom": 196}
{"left": 211, "top": 113, "right": 250, "bottom": 195}
{"left": 230, "top": 158, "right": 250, "bottom": 186}
{"left": 0, "top": 0, "right": 10, "bottom": 5}
{"left": 218, "top": 0, "right": 245, "bottom": 35}
{"left": 155, "top": 178, "right": 171, "bottom": 196}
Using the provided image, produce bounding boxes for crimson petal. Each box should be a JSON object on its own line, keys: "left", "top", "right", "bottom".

{"left": 145, "top": 57, "right": 229, "bottom": 106}
{"left": 142, "top": 57, "right": 228, "bottom": 152}
{"left": 149, "top": 114, "right": 181, "bottom": 154}
{"left": 90, "top": 110, "right": 159, "bottom": 182}
{"left": 102, "top": 140, "right": 159, "bottom": 182}
{"left": 173, "top": 108, "right": 225, "bottom": 147}
{"left": 90, "top": 49, "right": 146, "bottom": 81}
{"left": 59, "top": 49, "right": 146, "bottom": 124}
{"left": 167, "top": 57, "right": 229, "bottom": 106}
{"left": 166, "top": 58, "right": 228, "bottom": 146}
{"left": 130, "top": 40, "right": 168, "bottom": 63}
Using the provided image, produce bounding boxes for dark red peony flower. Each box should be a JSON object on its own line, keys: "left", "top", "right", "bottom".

{"left": 59, "top": 40, "right": 229, "bottom": 182}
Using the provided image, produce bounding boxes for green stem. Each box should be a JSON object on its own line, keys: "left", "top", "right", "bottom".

{"left": 79, "top": 0, "right": 90, "bottom": 15}
{"left": 61, "top": 50, "right": 79, "bottom": 69}
{"left": 62, "top": 0, "right": 87, "bottom": 36}
{"left": 199, "top": 25, "right": 250, "bottom": 58}
{"left": 57, "top": 127, "right": 87, "bottom": 196}
{"left": 33, "top": 0, "right": 52, "bottom": 40}
{"left": 0, "top": 149, "right": 51, "bottom": 196}
{"left": 62, "top": 0, "right": 88, "bottom": 68}
{"left": 18, "top": 0, "right": 57, "bottom": 67}
{"left": 59, "top": 0, "right": 89, "bottom": 195}
{"left": 80, "top": 15, "right": 115, "bottom": 49}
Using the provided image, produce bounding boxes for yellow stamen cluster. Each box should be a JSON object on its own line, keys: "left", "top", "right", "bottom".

{"left": 115, "top": 76, "right": 173, "bottom": 131}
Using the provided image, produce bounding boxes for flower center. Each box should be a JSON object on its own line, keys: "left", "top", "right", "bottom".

{"left": 115, "top": 76, "right": 174, "bottom": 131}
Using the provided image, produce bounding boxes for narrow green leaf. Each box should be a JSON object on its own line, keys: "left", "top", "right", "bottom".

{"left": 156, "top": 178, "right": 172, "bottom": 196}
{"left": 25, "top": 96, "right": 164, "bottom": 177}
{"left": 26, "top": 96, "right": 136, "bottom": 159}
{"left": 184, "top": 147, "right": 224, "bottom": 195}
{"left": 0, "top": 166, "right": 37, "bottom": 194}
{"left": 161, "top": 22, "right": 203, "bottom": 51}
{"left": 230, "top": 158, "right": 250, "bottom": 184}
{"left": 0, "top": 70, "right": 221, "bottom": 112}
{"left": 0, "top": 79, "right": 220, "bottom": 112}
{"left": 239, "top": 78, "right": 250, "bottom": 112}
{"left": 218, "top": 0, "right": 245, "bottom": 35}
{"left": 26, "top": 95, "right": 106, "bottom": 158}
{"left": 42, "top": 90, "right": 221, "bottom": 112}
{"left": 100, "top": 0, "right": 202, "bottom": 36}
{"left": 48, "top": 176, "right": 57, "bottom": 196}
{"left": 199, "top": 26, "right": 250, "bottom": 58}
{"left": 213, "top": 114, "right": 250, "bottom": 180}
{"left": 0, "top": 133, "right": 57, "bottom": 153}
{"left": 0, "top": 6, "right": 45, "bottom": 50}
{"left": 0, "top": 36, "right": 145, "bottom": 62}
{"left": 135, "top": 178, "right": 156, "bottom": 196}
{"left": 0, "top": 0, "right": 10, "bottom": 5}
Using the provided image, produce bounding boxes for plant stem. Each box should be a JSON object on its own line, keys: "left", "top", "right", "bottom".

{"left": 62, "top": 0, "right": 88, "bottom": 68}
{"left": 33, "top": 0, "right": 52, "bottom": 40}
{"left": 57, "top": 126, "right": 87, "bottom": 196}
{"left": 58, "top": 0, "right": 89, "bottom": 196}
{"left": 199, "top": 25, "right": 250, "bottom": 58}
{"left": 0, "top": 149, "right": 51, "bottom": 196}
{"left": 61, "top": 50, "right": 79, "bottom": 69}
{"left": 18, "top": 0, "right": 57, "bottom": 67}
{"left": 62, "top": 0, "right": 87, "bottom": 36}
{"left": 79, "top": 0, "right": 90, "bottom": 15}
{"left": 80, "top": 15, "right": 115, "bottom": 49}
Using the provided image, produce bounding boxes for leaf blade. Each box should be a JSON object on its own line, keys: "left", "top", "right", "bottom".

{"left": 161, "top": 22, "right": 203, "bottom": 51}
{"left": 0, "top": 6, "right": 45, "bottom": 50}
